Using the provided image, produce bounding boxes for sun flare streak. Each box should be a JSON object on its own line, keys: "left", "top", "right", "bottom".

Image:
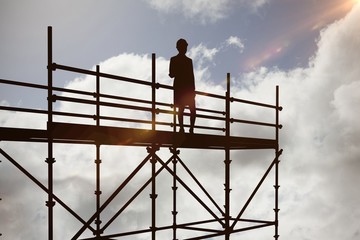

{"left": 242, "top": 0, "right": 357, "bottom": 70}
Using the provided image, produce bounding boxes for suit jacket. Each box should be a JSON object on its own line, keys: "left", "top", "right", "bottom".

{"left": 169, "top": 54, "right": 195, "bottom": 92}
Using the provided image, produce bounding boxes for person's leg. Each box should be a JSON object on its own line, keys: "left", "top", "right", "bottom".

{"left": 178, "top": 106, "right": 185, "bottom": 133}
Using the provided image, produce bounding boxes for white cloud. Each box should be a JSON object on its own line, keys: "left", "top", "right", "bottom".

{"left": 233, "top": 4, "right": 360, "bottom": 239}
{"left": 188, "top": 43, "right": 219, "bottom": 69}
{"left": 1, "top": 4, "right": 360, "bottom": 240}
{"left": 331, "top": 81, "right": 360, "bottom": 128}
{"left": 225, "top": 35, "right": 245, "bottom": 52}
{"left": 187, "top": 36, "right": 245, "bottom": 78}
{"left": 145, "top": 0, "right": 269, "bottom": 24}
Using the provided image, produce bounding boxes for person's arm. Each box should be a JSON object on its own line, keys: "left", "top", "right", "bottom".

{"left": 169, "top": 57, "right": 175, "bottom": 78}
{"left": 190, "top": 59, "right": 195, "bottom": 89}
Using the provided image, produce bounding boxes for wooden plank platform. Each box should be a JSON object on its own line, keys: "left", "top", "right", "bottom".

{"left": 0, "top": 122, "right": 277, "bottom": 149}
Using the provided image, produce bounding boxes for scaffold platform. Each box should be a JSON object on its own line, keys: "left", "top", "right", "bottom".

{"left": 0, "top": 122, "right": 277, "bottom": 149}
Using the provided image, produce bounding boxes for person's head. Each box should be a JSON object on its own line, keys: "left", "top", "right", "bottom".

{"left": 176, "top": 38, "right": 188, "bottom": 55}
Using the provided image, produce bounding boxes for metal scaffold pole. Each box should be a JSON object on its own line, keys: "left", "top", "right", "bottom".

{"left": 94, "top": 64, "right": 102, "bottom": 237}
{"left": 152, "top": 53, "right": 156, "bottom": 132}
{"left": 150, "top": 53, "right": 157, "bottom": 240}
{"left": 171, "top": 90, "right": 178, "bottom": 240}
{"left": 46, "top": 25, "right": 56, "bottom": 240}
{"left": 224, "top": 73, "right": 232, "bottom": 240}
{"left": 0, "top": 149, "right": 2, "bottom": 238}
{"left": 274, "top": 86, "right": 281, "bottom": 240}
{"left": 149, "top": 145, "right": 158, "bottom": 240}
{"left": 94, "top": 144, "right": 102, "bottom": 237}
{"left": 171, "top": 147, "right": 179, "bottom": 240}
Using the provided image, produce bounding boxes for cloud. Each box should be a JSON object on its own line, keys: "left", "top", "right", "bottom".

{"left": 1, "top": 4, "right": 360, "bottom": 240}
{"left": 145, "top": 0, "right": 269, "bottom": 24}
{"left": 225, "top": 35, "right": 245, "bottom": 53}
{"left": 235, "top": 4, "right": 360, "bottom": 239}
{"left": 188, "top": 43, "right": 219, "bottom": 74}
{"left": 187, "top": 36, "right": 245, "bottom": 81}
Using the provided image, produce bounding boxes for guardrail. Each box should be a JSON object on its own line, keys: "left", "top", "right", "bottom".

{"left": 0, "top": 71, "right": 281, "bottom": 136}
{"left": 0, "top": 27, "right": 282, "bottom": 138}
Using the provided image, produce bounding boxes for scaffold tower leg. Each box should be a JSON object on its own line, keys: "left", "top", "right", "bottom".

{"left": 0, "top": 171, "right": 1, "bottom": 237}
{"left": 46, "top": 144, "right": 56, "bottom": 240}
{"left": 274, "top": 151, "right": 280, "bottom": 240}
{"left": 94, "top": 144, "right": 102, "bottom": 237}
{"left": 274, "top": 85, "right": 281, "bottom": 240}
{"left": 224, "top": 147, "right": 232, "bottom": 240}
{"left": 147, "top": 145, "right": 159, "bottom": 240}
{"left": 224, "top": 72, "right": 231, "bottom": 240}
{"left": 170, "top": 147, "right": 180, "bottom": 240}
{"left": 47, "top": 25, "right": 55, "bottom": 240}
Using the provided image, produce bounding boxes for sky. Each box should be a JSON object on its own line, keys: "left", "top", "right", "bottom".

{"left": 1, "top": 0, "right": 360, "bottom": 239}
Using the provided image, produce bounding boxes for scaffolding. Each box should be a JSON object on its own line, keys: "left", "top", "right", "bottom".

{"left": 0, "top": 26, "right": 283, "bottom": 240}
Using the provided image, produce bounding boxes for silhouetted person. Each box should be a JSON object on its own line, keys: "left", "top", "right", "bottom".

{"left": 169, "top": 38, "right": 196, "bottom": 134}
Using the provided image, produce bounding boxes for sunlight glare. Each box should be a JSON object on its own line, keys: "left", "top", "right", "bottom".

{"left": 352, "top": 0, "right": 360, "bottom": 6}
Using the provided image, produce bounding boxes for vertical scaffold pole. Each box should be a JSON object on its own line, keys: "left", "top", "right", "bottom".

{"left": 171, "top": 147, "right": 179, "bottom": 240}
{"left": 171, "top": 62, "right": 178, "bottom": 240}
{"left": 152, "top": 53, "right": 156, "bottom": 131}
{"left": 96, "top": 65, "right": 100, "bottom": 127}
{"left": 94, "top": 65, "right": 102, "bottom": 237}
{"left": 274, "top": 85, "right": 280, "bottom": 240}
{"left": 46, "top": 26, "right": 56, "bottom": 240}
{"left": 150, "top": 146, "right": 158, "bottom": 240}
{"left": 95, "top": 144, "right": 102, "bottom": 236}
{"left": 0, "top": 159, "right": 1, "bottom": 237}
{"left": 150, "top": 53, "right": 157, "bottom": 240}
{"left": 224, "top": 73, "right": 232, "bottom": 240}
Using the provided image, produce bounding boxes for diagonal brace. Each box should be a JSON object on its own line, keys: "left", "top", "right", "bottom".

{"left": 177, "top": 156, "right": 225, "bottom": 216}
{"left": 0, "top": 148, "right": 96, "bottom": 233}
{"left": 230, "top": 149, "right": 283, "bottom": 230}
{"left": 156, "top": 155, "right": 225, "bottom": 227}
{"left": 72, "top": 152, "right": 152, "bottom": 239}
{"left": 101, "top": 154, "right": 174, "bottom": 232}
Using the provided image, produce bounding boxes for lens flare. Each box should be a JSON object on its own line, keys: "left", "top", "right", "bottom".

{"left": 242, "top": 0, "right": 357, "bottom": 70}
